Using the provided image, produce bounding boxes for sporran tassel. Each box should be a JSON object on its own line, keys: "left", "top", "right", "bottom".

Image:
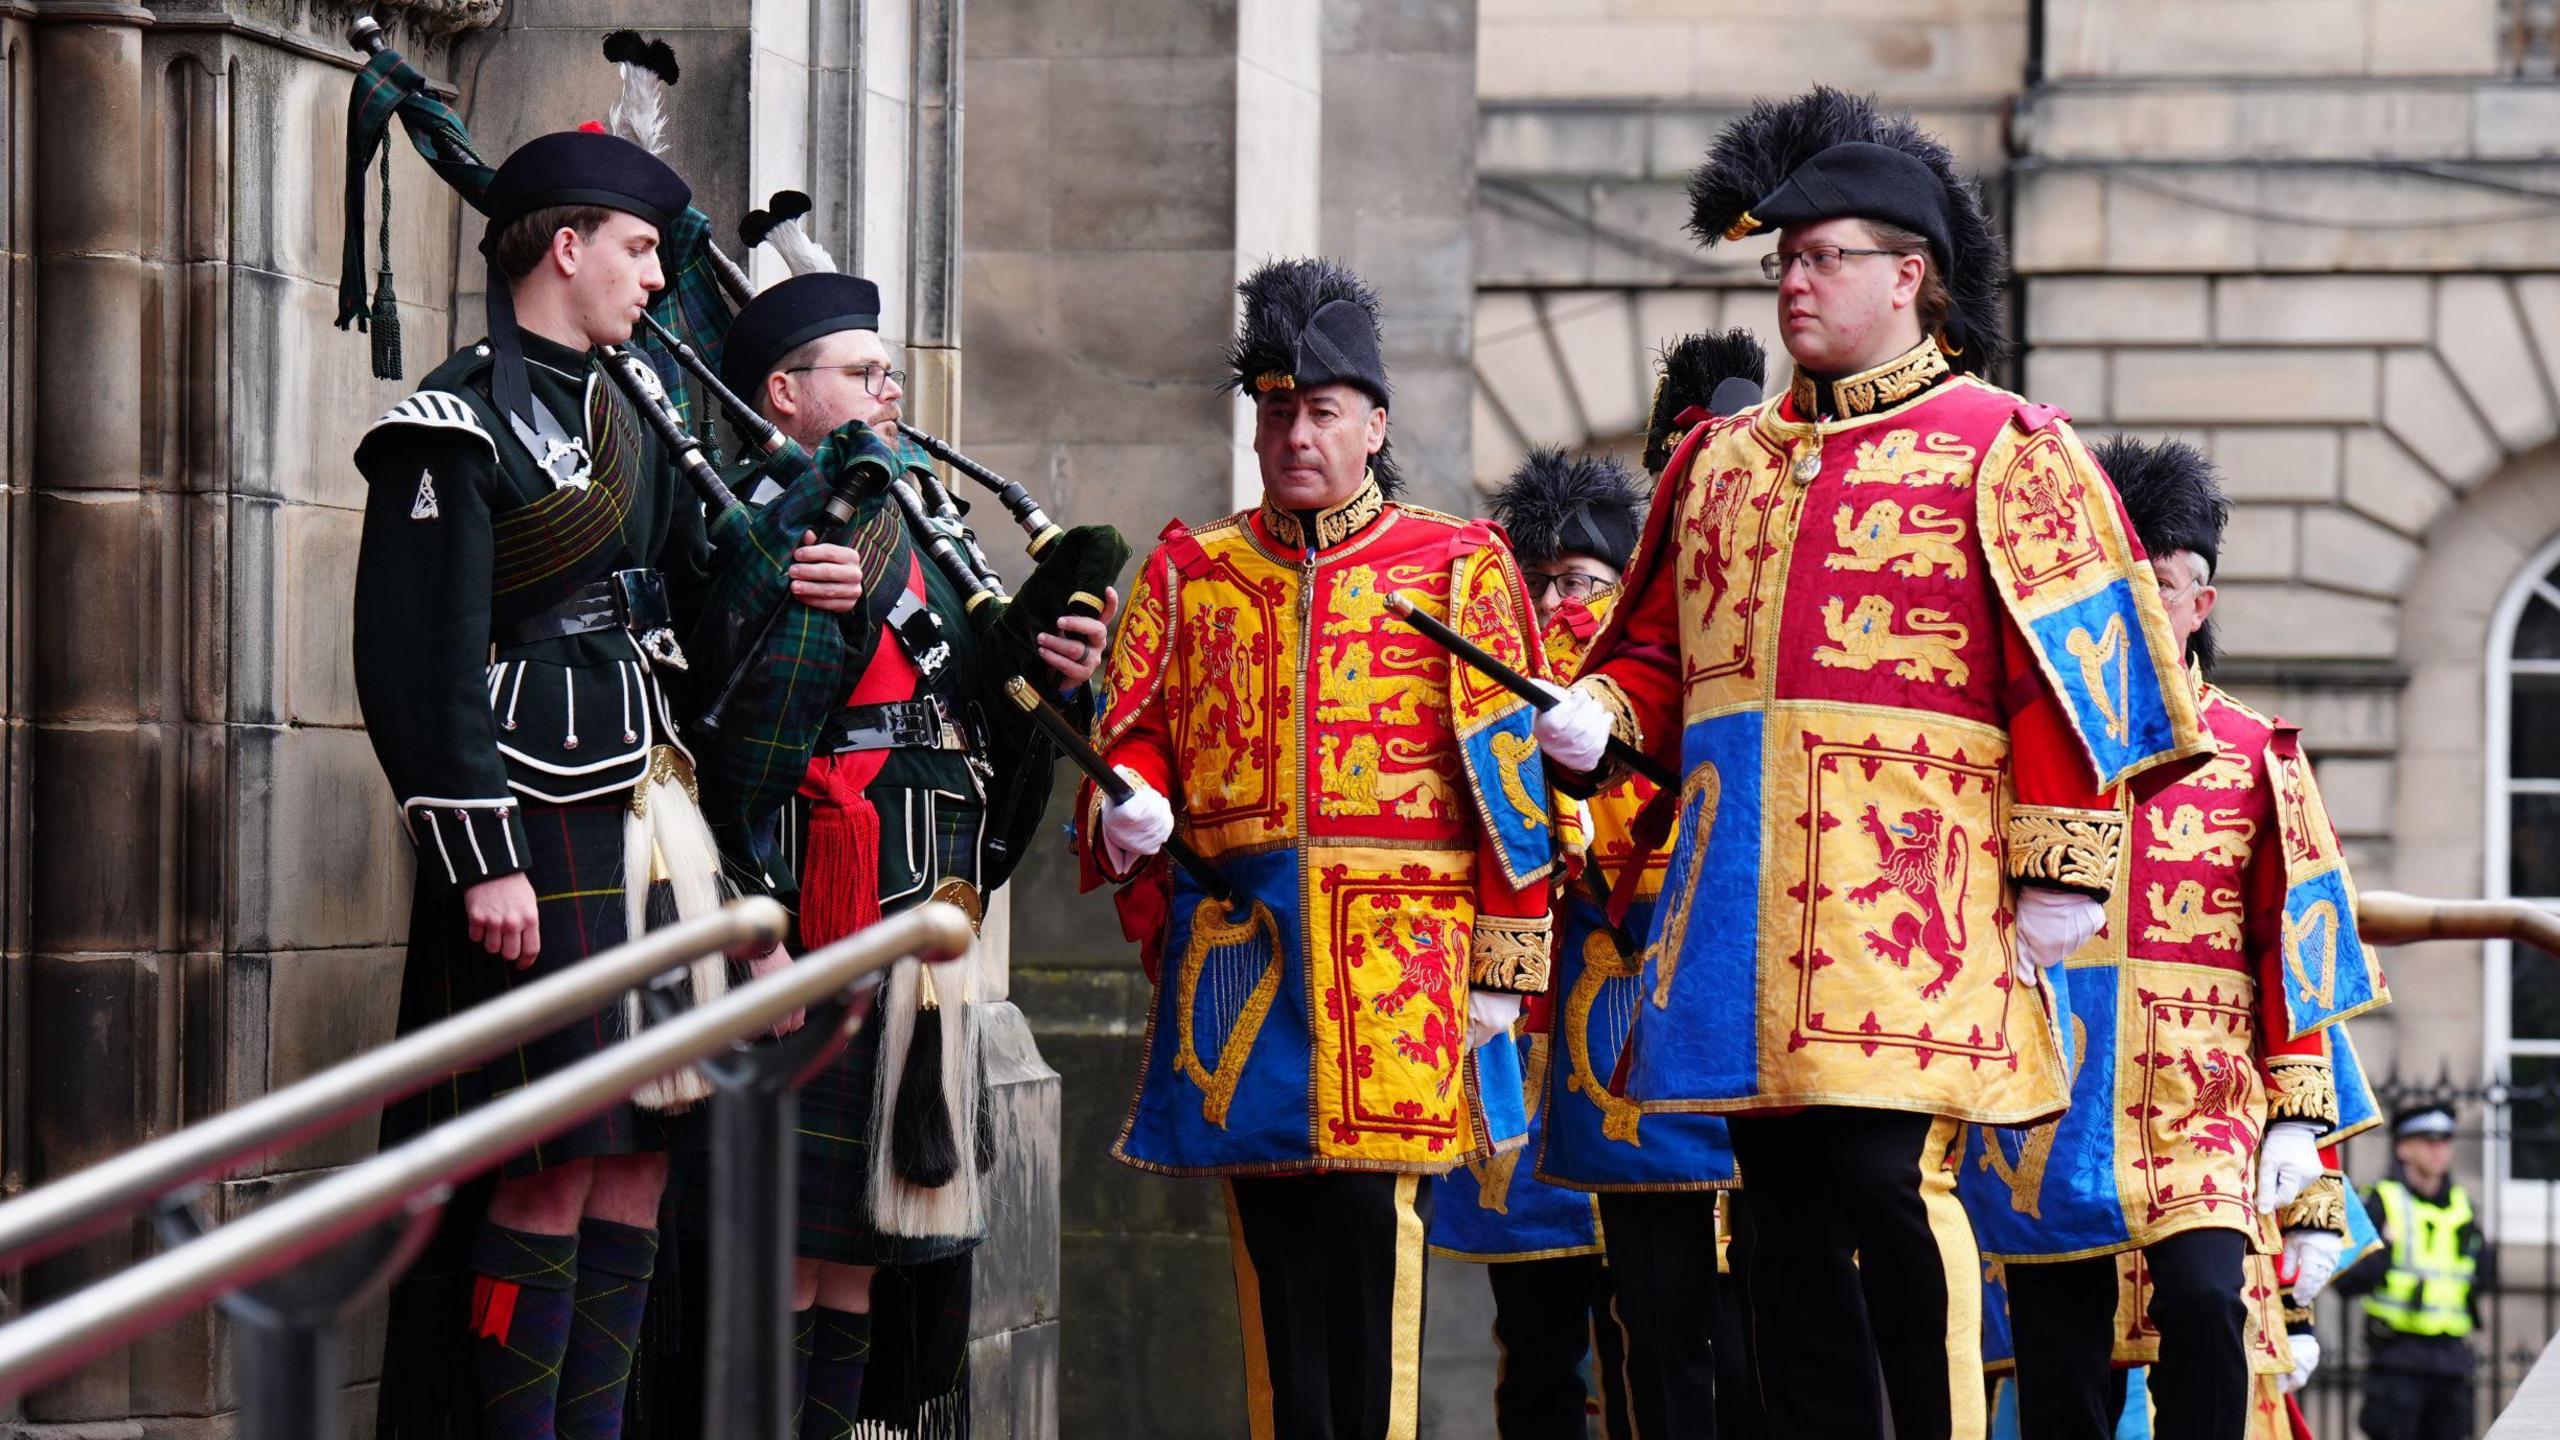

{"left": 891, "top": 965, "right": 958, "bottom": 1187}
{"left": 370, "top": 146, "right": 404, "bottom": 381}
{"left": 620, "top": 746, "right": 736, "bottom": 1110}
{"left": 869, "top": 945, "right": 982, "bottom": 1238}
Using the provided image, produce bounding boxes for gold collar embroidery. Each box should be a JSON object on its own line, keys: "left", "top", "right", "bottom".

{"left": 1787, "top": 338, "right": 1950, "bottom": 421}
{"left": 1261, "top": 470, "right": 1387, "bottom": 551}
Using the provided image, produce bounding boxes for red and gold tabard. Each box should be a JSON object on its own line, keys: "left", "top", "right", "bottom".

{"left": 1080, "top": 473, "right": 1555, "bottom": 1176}
{"left": 1574, "top": 339, "right": 2209, "bottom": 1126}
{"left": 1962, "top": 676, "right": 2377, "bottom": 1259}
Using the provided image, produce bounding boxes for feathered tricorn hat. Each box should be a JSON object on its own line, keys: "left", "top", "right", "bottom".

{"left": 1491, "top": 447, "right": 1646, "bottom": 573}
{"left": 1685, "top": 86, "right": 2007, "bottom": 376}
{"left": 1644, "top": 329, "right": 1767, "bottom": 475}
{"left": 2095, "top": 434, "right": 2228, "bottom": 672}
{"left": 1225, "top": 257, "right": 1400, "bottom": 494}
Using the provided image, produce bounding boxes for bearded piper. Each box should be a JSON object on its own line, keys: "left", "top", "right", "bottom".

{"left": 1529, "top": 87, "right": 2210, "bottom": 1440}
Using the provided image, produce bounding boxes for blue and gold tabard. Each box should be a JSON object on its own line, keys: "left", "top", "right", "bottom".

{"left": 1960, "top": 679, "right": 2385, "bottom": 1262}
{"left": 1081, "top": 475, "right": 1555, "bottom": 1177}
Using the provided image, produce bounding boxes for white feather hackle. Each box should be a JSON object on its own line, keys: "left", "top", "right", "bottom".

{"left": 766, "top": 217, "right": 839, "bottom": 277}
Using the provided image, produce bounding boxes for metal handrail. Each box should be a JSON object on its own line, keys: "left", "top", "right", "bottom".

{"left": 0, "top": 900, "right": 973, "bottom": 1405}
{"left": 0, "top": 900, "right": 791, "bottom": 1272}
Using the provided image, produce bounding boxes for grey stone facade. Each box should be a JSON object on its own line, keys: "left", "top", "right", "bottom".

{"left": 0, "top": 1, "right": 1058, "bottom": 1433}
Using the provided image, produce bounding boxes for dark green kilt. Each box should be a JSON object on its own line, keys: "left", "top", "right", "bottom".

{"left": 786, "top": 783, "right": 989, "bottom": 1266}
{"left": 381, "top": 793, "right": 673, "bottom": 1177}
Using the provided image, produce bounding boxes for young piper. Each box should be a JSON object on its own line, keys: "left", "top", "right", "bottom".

{"left": 1532, "top": 88, "right": 2210, "bottom": 1439}
{"left": 355, "top": 129, "right": 857, "bottom": 1439}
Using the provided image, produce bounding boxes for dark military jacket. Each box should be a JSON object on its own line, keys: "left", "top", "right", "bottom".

{"left": 352, "top": 330, "right": 710, "bottom": 890}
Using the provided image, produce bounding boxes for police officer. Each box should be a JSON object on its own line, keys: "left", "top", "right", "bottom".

{"left": 2335, "top": 1105, "right": 2489, "bottom": 1440}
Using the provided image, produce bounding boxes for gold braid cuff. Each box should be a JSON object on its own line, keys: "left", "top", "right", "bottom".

{"left": 1471, "top": 912, "right": 1555, "bottom": 994}
{"left": 2282, "top": 1302, "right": 2316, "bottom": 1330}
{"left": 2266, "top": 1056, "right": 2341, "bottom": 1130}
{"left": 2278, "top": 1174, "right": 2350, "bottom": 1236}
{"left": 2005, "top": 804, "right": 2125, "bottom": 897}
{"left": 1577, "top": 674, "right": 1645, "bottom": 789}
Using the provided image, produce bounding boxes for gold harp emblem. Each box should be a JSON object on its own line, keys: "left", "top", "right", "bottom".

{"left": 2284, "top": 899, "right": 2341, "bottom": 1013}
{"left": 1174, "top": 895, "right": 1286, "bottom": 1128}
{"left": 1977, "top": 1014, "right": 2088, "bottom": 1217}
{"left": 1564, "top": 926, "right": 1647, "bottom": 1145}
{"left": 1643, "top": 764, "right": 1723, "bottom": 1009}
{"left": 2066, "top": 613, "right": 2131, "bottom": 746}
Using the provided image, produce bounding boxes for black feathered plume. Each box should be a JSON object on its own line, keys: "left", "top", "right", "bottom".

{"left": 1644, "top": 329, "right": 1767, "bottom": 475}
{"left": 602, "top": 30, "right": 680, "bottom": 84}
{"left": 2094, "top": 434, "right": 2228, "bottom": 673}
{"left": 1491, "top": 447, "right": 1647, "bottom": 571}
{"left": 739, "top": 189, "right": 812, "bottom": 251}
{"left": 1684, "top": 86, "right": 2008, "bottom": 376}
{"left": 1227, "top": 257, "right": 1401, "bottom": 496}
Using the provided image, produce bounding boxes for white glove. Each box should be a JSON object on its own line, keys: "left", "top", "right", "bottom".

{"left": 1099, "top": 770, "right": 1174, "bottom": 871}
{"left": 1468, "top": 990, "right": 1523, "bottom": 1049}
{"left": 2281, "top": 1331, "right": 2320, "bottom": 1395}
{"left": 1533, "top": 681, "right": 1611, "bottom": 773}
{"left": 2257, "top": 1121, "right": 2324, "bottom": 1212}
{"left": 2013, "top": 886, "right": 2105, "bottom": 986}
{"left": 2285, "top": 1226, "right": 2347, "bottom": 1305}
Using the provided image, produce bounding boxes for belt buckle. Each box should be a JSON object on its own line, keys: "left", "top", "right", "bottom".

{"left": 614, "top": 568, "right": 688, "bottom": 671}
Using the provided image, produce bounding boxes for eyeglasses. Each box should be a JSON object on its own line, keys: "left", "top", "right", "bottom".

{"left": 786, "top": 362, "right": 906, "bottom": 397}
{"left": 1524, "top": 572, "right": 1619, "bottom": 603}
{"left": 1760, "top": 246, "right": 1901, "bottom": 282}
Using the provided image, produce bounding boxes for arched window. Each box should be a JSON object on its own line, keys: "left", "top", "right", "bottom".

{"left": 2490, "top": 532, "right": 2560, "bottom": 1215}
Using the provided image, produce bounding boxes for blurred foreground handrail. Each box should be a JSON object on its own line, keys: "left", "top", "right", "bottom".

{"left": 0, "top": 899, "right": 971, "bottom": 1406}
{"left": 2358, "top": 891, "right": 2560, "bottom": 954}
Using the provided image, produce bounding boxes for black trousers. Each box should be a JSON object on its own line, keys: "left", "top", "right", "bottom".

{"left": 1226, "top": 1173, "right": 1431, "bottom": 1440}
{"left": 1728, "top": 1108, "right": 1980, "bottom": 1440}
{"left": 2007, "top": 1227, "right": 2248, "bottom": 1440}
{"left": 1596, "top": 1191, "right": 1727, "bottom": 1440}
{"left": 2360, "top": 1368, "right": 2476, "bottom": 1440}
{"left": 1484, "top": 1255, "right": 1627, "bottom": 1440}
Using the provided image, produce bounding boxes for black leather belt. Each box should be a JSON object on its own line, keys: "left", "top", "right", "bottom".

{"left": 826, "top": 697, "right": 966, "bottom": 754}
{"left": 496, "top": 569, "right": 672, "bottom": 648}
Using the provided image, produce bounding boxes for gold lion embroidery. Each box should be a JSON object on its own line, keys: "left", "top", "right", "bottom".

{"left": 1565, "top": 927, "right": 1647, "bottom": 1144}
{"left": 2186, "top": 745, "right": 2254, "bottom": 792}
{"left": 1490, "top": 731, "right": 1550, "bottom": 833}
{"left": 1316, "top": 641, "right": 1427, "bottom": 726}
{"left": 1978, "top": 1014, "right": 2088, "bottom": 1217}
{"left": 2066, "top": 614, "right": 2131, "bottom": 745}
{"left": 2143, "top": 880, "right": 2243, "bottom": 951}
{"left": 1322, "top": 564, "right": 1393, "bottom": 638}
{"left": 1842, "top": 428, "right": 1977, "bottom": 486}
{"left": 2284, "top": 899, "right": 2342, "bottom": 1011}
{"left": 1824, "top": 499, "right": 1970, "bottom": 579}
{"left": 1317, "top": 733, "right": 1447, "bottom": 819}
{"left": 2143, "top": 803, "right": 2256, "bottom": 865}
{"left": 1814, "top": 595, "right": 1971, "bottom": 687}
{"left": 1174, "top": 896, "right": 1285, "bottom": 1128}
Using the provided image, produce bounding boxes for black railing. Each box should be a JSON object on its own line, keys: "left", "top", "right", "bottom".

{"left": 2297, "top": 1072, "right": 2560, "bottom": 1438}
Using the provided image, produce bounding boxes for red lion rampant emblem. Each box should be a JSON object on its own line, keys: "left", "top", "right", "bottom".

{"left": 1844, "top": 803, "right": 1972, "bottom": 1000}
{"left": 1372, "top": 912, "right": 1465, "bottom": 1091}
{"left": 2168, "top": 1047, "right": 2260, "bottom": 1159}
{"left": 2008, "top": 458, "right": 2085, "bottom": 546}
{"left": 1194, "top": 605, "right": 1261, "bottom": 780}
{"left": 1680, "top": 465, "right": 1753, "bottom": 626}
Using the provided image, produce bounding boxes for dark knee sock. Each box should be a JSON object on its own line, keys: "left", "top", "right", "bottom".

{"left": 556, "top": 1219, "right": 660, "bottom": 1439}
{"left": 792, "top": 1306, "right": 816, "bottom": 1429}
{"left": 800, "top": 1306, "right": 873, "bottom": 1440}
{"left": 470, "top": 1223, "right": 580, "bottom": 1439}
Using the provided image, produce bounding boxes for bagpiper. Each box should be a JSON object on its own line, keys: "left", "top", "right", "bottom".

{"left": 1078, "top": 258, "right": 1553, "bottom": 1439}
{"left": 352, "top": 130, "right": 850, "bottom": 1440}
{"left": 1958, "top": 436, "right": 2388, "bottom": 1440}
{"left": 692, "top": 228, "right": 1113, "bottom": 1434}
{"left": 1530, "top": 87, "right": 2209, "bottom": 1439}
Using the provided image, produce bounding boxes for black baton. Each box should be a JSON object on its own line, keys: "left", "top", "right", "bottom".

{"left": 1000, "top": 677, "right": 1240, "bottom": 907}
{"left": 1381, "top": 594, "right": 1677, "bottom": 788}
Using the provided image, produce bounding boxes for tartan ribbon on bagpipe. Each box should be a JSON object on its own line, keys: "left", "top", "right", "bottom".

{"left": 335, "top": 45, "right": 730, "bottom": 410}
{"left": 689, "top": 427, "right": 928, "bottom": 836}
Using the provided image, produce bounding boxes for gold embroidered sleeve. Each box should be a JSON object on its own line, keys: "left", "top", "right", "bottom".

{"left": 2004, "top": 803, "right": 2125, "bottom": 897}
{"left": 1471, "top": 912, "right": 1555, "bottom": 995}
{"left": 1575, "top": 674, "right": 1644, "bottom": 789}
{"left": 2265, "top": 1055, "right": 2340, "bottom": 1130}
{"left": 2279, "top": 1174, "right": 2350, "bottom": 1237}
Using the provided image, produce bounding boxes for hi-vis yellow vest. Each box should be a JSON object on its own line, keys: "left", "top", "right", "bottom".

{"left": 2364, "top": 1179, "right": 2477, "bottom": 1338}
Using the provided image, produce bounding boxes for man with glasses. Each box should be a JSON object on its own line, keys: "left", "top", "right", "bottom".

{"left": 706, "top": 267, "right": 1115, "bottom": 1435}
{"left": 1530, "top": 87, "right": 2208, "bottom": 1439}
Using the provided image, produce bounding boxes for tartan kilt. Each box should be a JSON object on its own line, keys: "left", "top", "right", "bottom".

{"left": 381, "top": 793, "right": 673, "bottom": 1177}
{"left": 789, "top": 783, "right": 988, "bottom": 1266}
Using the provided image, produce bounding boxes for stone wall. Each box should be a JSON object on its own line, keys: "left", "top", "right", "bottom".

{"left": 0, "top": 1, "right": 1061, "bottom": 1432}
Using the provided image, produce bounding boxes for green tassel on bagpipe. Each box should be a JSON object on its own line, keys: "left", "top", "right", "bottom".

{"left": 367, "top": 143, "right": 403, "bottom": 380}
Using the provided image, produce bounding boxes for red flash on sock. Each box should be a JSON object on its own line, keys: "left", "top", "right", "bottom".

{"left": 471, "top": 1275, "right": 522, "bottom": 1342}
